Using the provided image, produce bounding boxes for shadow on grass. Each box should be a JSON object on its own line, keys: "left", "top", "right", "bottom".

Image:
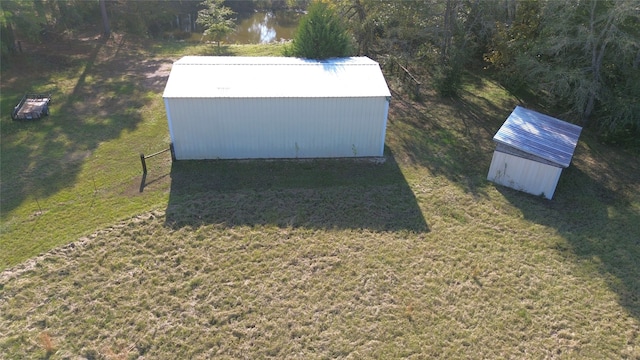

{"left": 388, "top": 83, "right": 515, "bottom": 199}
{"left": 0, "top": 34, "right": 164, "bottom": 214}
{"left": 391, "top": 69, "right": 640, "bottom": 320}
{"left": 165, "top": 151, "right": 429, "bottom": 232}
{"left": 497, "top": 164, "right": 640, "bottom": 320}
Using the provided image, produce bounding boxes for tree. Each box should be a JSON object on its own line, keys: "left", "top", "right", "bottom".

{"left": 412, "top": 0, "right": 484, "bottom": 96}
{"left": 286, "top": 0, "right": 352, "bottom": 59}
{"left": 337, "top": 0, "right": 384, "bottom": 57}
{"left": 484, "top": 0, "right": 639, "bottom": 142}
{"left": 0, "top": 1, "right": 43, "bottom": 49}
{"left": 196, "top": 0, "right": 235, "bottom": 49}
{"left": 484, "top": 0, "right": 542, "bottom": 89}
{"left": 99, "top": 0, "right": 110, "bottom": 38}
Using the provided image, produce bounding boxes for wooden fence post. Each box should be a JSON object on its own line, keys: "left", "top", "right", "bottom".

{"left": 140, "top": 153, "right": 147, "bottom": 174}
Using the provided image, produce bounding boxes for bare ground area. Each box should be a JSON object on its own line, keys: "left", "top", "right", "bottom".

{"left": 3, "top": 31, "right": 173, "bottom": 93}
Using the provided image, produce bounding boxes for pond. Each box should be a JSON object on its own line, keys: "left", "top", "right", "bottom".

{"left": 226, "top": 11, "right": 302, "bottom": 44}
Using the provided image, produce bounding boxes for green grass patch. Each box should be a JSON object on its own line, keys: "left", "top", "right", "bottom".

{"left": 1, "top": 37, "right": 639, "bottom": 358}
{"left": 1, "top": 36, "right": 174, "bottom": 268}
{"left": 151, "top": 41, "right": 286, "bottom": 57}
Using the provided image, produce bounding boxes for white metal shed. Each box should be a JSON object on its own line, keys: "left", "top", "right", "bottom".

{"left": 163, "top": 56, "right": 391, "bottom": 160}
{"left": 487, "top": 106, "right": 582, "bottom": 199}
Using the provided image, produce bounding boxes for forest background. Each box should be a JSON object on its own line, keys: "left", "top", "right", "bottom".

{"left": 1, "top": 0, "right": 639, "bottom": 145}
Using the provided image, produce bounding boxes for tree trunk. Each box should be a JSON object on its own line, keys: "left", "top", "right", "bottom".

{"left": 505, "top": 0, "right": 516, "bottom": 25}
{"left": 2, "top": 23, "right": 17, "bottom": 53}
{"left": 353, "top": 0, "right": 369, "bottom": 56}
{"left": 582, "top": 0, "right": 614, "bottom": 124}
{"left": 441, "top": 0, "right": 453, "bottom": 64}
{"left": 100, "top": 0, "right": 111, "bottom": 38}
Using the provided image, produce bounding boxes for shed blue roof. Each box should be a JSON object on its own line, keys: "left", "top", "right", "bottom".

{"left": 493, "top": 106, "right": 582, "bottom": 168}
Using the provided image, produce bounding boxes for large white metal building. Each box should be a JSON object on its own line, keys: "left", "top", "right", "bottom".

{"left": 487, "top": 106, "right": 582, "bottom": 199}
{"left": 163, "top": 56, "right": 391, "bottom": 160}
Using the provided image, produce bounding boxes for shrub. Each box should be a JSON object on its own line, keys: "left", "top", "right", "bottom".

{"left": 285, "top": 1, "right": 352, "bottom": 59}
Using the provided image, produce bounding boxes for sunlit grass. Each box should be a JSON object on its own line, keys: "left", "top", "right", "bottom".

{"left": 152, "top": 41, "right": 286, "bottom": 57}
{"left": 0, "top": 38, "right": 172, "bottom": 269}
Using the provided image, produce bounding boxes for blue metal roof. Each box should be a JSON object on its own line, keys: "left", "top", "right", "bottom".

{"left": 493, "top": 106, "right": 582, "bottom": 168}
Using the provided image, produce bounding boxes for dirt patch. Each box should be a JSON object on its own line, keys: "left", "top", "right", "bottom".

{"left": 4, "top": 30, "right": 175, "bottom": 93}
{"left": 141, "top": 59, "right": 173, "bottom": 91}
{"left": 63, "top": 150, "right": 92, "bottom": 164}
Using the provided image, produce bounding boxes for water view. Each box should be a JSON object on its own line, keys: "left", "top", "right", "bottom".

{"left": 226, "top": 11, "right": 302, "bottom": 44}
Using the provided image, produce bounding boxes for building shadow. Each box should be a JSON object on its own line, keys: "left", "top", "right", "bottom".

{"left": 165, "top": 150, "right": 429, "bottom": 233}
{"left": 496, "top": 164, "right": 640, "bottom": 320}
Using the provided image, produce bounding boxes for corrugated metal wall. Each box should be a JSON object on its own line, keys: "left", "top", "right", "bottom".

{"left": 166, "top": 97, "right": 388, "bottom": 160}
{"left": 487, "top": 151, "right": 563, "bottom": 199}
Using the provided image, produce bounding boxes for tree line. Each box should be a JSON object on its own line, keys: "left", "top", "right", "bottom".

{"left": 331, "top": 0, "right": 639, "bottom": 144}
{"left": 2, "top": 0, "right": 638, "bottom": 144}
{"left": 0, "top": 1, "right": 301, "bottom": 44}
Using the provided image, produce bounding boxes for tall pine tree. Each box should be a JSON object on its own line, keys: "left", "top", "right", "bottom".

{"left": 196, "top": 0, "right": 235, "bottom": 50}
{"left": 286, "top": 1, "right": 352, "bottom": 59}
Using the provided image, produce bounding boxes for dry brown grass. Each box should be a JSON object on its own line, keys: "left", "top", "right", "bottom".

{"left": 38, "top": 331, "right": 56, "bottom": 357}
{"left": 1, "top": 168, "right": 638, "bottom": 359}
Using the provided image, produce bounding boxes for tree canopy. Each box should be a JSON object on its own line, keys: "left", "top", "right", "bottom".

{"left": 483, "top": 0, "right": 639, "bottom": 141}
{"left": 196, "top": 0, "right": 235, "bottom": 48}
{"left": 286, "top": 0, "right": 352, "bottom": 59}
{"left": 333, "top": 0, "right": 639, "bottom": 143}
{"left": 2, "top": 0, "right": 638, "bottom": 144}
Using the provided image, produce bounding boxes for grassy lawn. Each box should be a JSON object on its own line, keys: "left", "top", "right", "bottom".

{"left": 1, "top": 35, "right": 639, "bottom": 358}
{"left": 0, "top": 36, "right": 286, "bottom": 269}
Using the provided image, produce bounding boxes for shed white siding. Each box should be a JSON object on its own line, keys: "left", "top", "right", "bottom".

{"left": 163, "top": 56, "right": 391, "bottom": 160}
{"left": 167, "top": 97, "right": 388, "bottom": 159}
{"left": 487, "top": 106, "right": 581, "bottom": 200}
{"left": 487, "top": 151, "right": 562, "bottom": 199}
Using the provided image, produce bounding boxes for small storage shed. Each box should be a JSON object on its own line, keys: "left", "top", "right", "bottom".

{"left": 487, "top": 106, "right": 582, "bottom": 199}
{"left": 163, "top": 56, "right": 391, "bottom": 160}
